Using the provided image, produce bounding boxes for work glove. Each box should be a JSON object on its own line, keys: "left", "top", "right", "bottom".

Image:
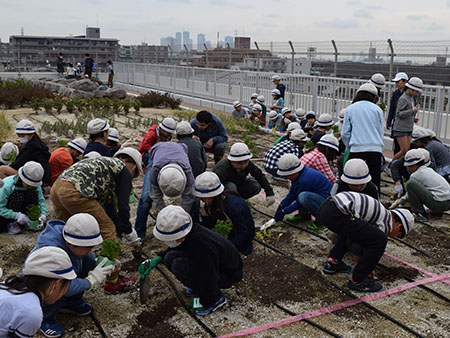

{"left": 138, "top": 256, "right": 162, "bottom": 279}
{"left": 86, "top": 257, "right": 115, "bottom": 288}
{"left": 122, "top": 229, "right": 141, "bottom": 246}
{"left": 386, "top": 123, "right": 391, "bottom": 130}
{"left": 394, "top": 184, "right": 403, "bottom": 198}
{"left": 398, "top": 195, "right": 408, "bottom": 206}
{"left": 274, "top": 205, "right": 285, "bottom": 222}
{"left": 266, "top": 195, "right": 276, "bottom": 206}
{"left": 38, "top": 214, "right": 46, "bottom": 230}
{"left": 16, "top": 212, "right": 30, "bottom": 225}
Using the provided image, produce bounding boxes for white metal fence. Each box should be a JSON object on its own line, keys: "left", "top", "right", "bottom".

{"left": 115, "top": 62, "right": 450, "bottom": 143}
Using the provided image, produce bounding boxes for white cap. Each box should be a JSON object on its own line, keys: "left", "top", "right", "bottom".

{"left": 176, "top": 121, "right": 194, "bottom": 136}
{"left": 405, "top": 77, "right": 423, "bottom": 92}
{"left": 294, "top": 108, "right": 306, "bottom": 119}
{"left": 316, "top": 114, "right": 334, "bottom": 127}
{"left": 158, "top": 163, "right": 187, "bottom": 197}
{"left": 63, "top": 213, "right": 103, "bottom": 246}
{"left": 271, "top": 89, "right": 281, "bottom": 96}
{"left": 251, "top": 93, "right": 258, "bottom": 99}
{"left": 356, "top": 83, "right": 378, "bottom": 96}
{"left": 369, "top": 73, "right": 386, "bottom": 89}
{"left": 108, "top": 128, "right": 119, "bottom": 142}
{"left": 392, "top": 72, "right": 408, "bottom": 82}
{"left": 114, "top": 147, "right": 142, "bottom": 178}
{"left": 68, "top": 138, "right": 87, "bottom": 154}
{"left": 18, "top": 161, "right": 44, "bottom": 187}
{"left": 252, "top": 103, "right": 262, "bottom": 111}
{"left": 338, "top": 108, "right": 346, "bottom": 120}
{"left": 23, "top": 246, "right": 77, "bottom": 280}
{"left": 317, "top": 134, "right": 339, "bottom": 152}
{"left": 271, "top": 75, "right": 281, "bottom": 81}
{"left": 289, "top": 128, "right": 308, "bottom": 141}
{"left": 277, "top": 154, "right": 304, "bottom": 176}
{"left": 306, "top": 111, "right": 316, "bottom": 119}
{"left": 286, "top": 122, "right": 301, "bottom": 133}
{"left": 15, "top": 119, "right": 35, "bottom": 134}
{"left": 193, "top": 172, "right": 224, "bottom": 198}
{"left": 0, "top": 142, "right": 19, "bottom": 165}
{"left": 233, "top": 100, "right": 242, "bottom": 108}
{"left": 391, "top": 209, "right": 414, "bottom": 237}
{"left": 256, "top": 95, "right": 265, "bottom": 104}
{"left": 404, "top": 149, "right": 425, "bottom": 166}
{"left": 341, "top": 159, "right": 371, "bottom": 185}
{"left": 83, "top": 151, "right": 101, "bottom": 159}
{"left": 228, "top": 142, "right": 252, "bottom": 161}
{"left": 412, "top": 126, "right": 428, "bottom": 140}
{"left": 159, "top": 117, "right": 177, "bottom": 134}
{"left": 416, "top": 148, "right": 431, "bottom": 167}
{"left": 281, "top": 107, "right": 292, "bottom": 116}
{"left": 268, "top": 110, "right": 279, "bottom": 120}
{"left": 87, "top": 118, "right": 109, "bottom": 134}
{"left": 153, "top": 205, "right": 193, "bottom": 241}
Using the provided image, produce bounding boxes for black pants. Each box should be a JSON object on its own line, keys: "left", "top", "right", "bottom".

{"left": 318, "top": 199, "right": 387, "bottom": 282}
{"left": 349, "top": 152, "right": 383, "bottom": 192}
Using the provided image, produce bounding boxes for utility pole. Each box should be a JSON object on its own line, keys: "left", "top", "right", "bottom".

{"left": 183, "top": 44, "right": 189, "bottom": 65}
{"left": 203, "top": 43, "right": 209, "bottom": 68}
{"left": 227, "top": 42, "right": 232, "bottom": 69}
{"left": 288, "top": 40, "right": 295, "bottom": 74}
{"left": 168, "top": 45, "right": 173, "bottom": 65}
{"left": 331, "top": 40, "right": 339, "bottom": 77}
{"left": 254, "top": 41, "right": 260, "bottom": 72}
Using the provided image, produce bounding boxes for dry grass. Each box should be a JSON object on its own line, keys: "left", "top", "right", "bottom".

{"left": 0, "top": 111, "right": 12, "bottom": 141}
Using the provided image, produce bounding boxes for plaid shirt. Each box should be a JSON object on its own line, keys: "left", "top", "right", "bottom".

{"left": 300, "top": 148, "right": 337, "bottom": 183}
{"left": 263, "top": 140, "right": 301, "bottom": 170}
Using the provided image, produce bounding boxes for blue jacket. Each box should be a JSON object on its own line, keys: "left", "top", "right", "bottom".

{"left": 190, "top": 113, "right": 228, "bottom": 145}
{"left": 84, "top": 141, "right": 111, "bottom": 157}
{"left": 280, "top": 166, "right": 331, "bottom": 214}
{"left": 342, "top": 100, "right": 384, "bottom": 154}
{"left": 32, "top": 221, "right": 92, "bottom": 296}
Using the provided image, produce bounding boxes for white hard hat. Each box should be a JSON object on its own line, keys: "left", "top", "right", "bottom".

{"left": 412, "top": 126, "right": 428, "bottom": 140}
{"left": 256, "top": 95, "right": 265, "bottom": 104}
{"left": 416, "top": 148, "right": 431, "bottom": 167}
{"left": 404, "top": 149, "right": 425, "bottom": 166}
{"left": 159, "top": 117, "right": 177, "bottom": 134}
{"left": 15, "top": 119, "right": 35, "bottom": 134}
{"left": 281, "top": 107, "right": 292, "bottom": 115}
{"left": 356, "top": 83, "right": 378, "bottom": 96}
{"left": 23, "top": 246, "right": 77, "bottom": 280}
{"left": 233, "top": 100, "right": 242, "bottom": 108}
{"left": 306, "top": 111, "right": 316, "bottom": 119}
{"left": 176, "top": 121, "right": 194, "bottom": 136}
{"left": 108, "top": 128, "right": 119, "bottom": 142}
{"left": 228, "top": 142, "right": 252, "bottom": 161}
{"left": 405, "top": 77, "right": 423, "bottom": 92}
{"left": 277, "top": 153, "right": 304, "bottom": 176}
{"left": 267, "top": 110, "right": 279, "bottom": 121}
{"left": 83, "top": 151, "right": 101, "bottom": 159}
{"left": 271, "top": 89, "right": 281, "bottom": 96}
{"left": 271, "top": 74, "right": 281, "bottom": 81}
{"left": 252, "top": 103, "right": 262, "bottom": 111}
{"left": 251, "top": 93, "right": 258, "bottom": 99}
{"left": 87, "top": 118, "right": 109, "bottom": 134}
{"left": 114, "top": 147, "right": 142, "bottom": 177}
{"left": 392, "top": 72, "right": 408, "bottom": 82}
{"left": 338, "top": 108, "right": 346, "bottom": 120}
{"left": 0, "top": 142, "right": 19, "bottom": 165}
{"left": 294, "top": 108, "right": 306, "bottom": 119}
{"left": 369, "top": 73, "right": 386, "bottom": 89}
{"left": 153, "top": 205, "right": 193, "bottom": 241}
{"left": 18, "top": 161, "right": 44, "bottom": 187}
{"left": 289, "top": 128, "right": 308, "bottom": 142}
{"left": 391, "top": 208, "right": 414, "bottom": 237}
{"left": 68, "top": 137, "right": 87, "bottom": 154}
{"left": 286, "top": 122, "right": 301, "bottom": 133}
{"left": 63, "top": 213, "right": 103, "bottom": 246}
{"left": 158, "top": 163, "right": 187, "bottom": 197}
{"left": 317, "top": 134, "right": 339, "bottom": 152}
{"left": 193, "top": 171, "right": 224, "bottom": 198}
{"left": 316, "top": 114, "right": 334, "bottom": 127}
{"left": 341, "top": 159, "right": 371, "bottom": 185}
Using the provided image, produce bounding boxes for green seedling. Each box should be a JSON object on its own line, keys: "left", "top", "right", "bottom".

{"left": 53, "top": 97, "right": 64, "bottom": 113}
{"left": 305, "top": 140, "right": 315, "bottom": 152}
{"left": 212, "top": 219, "right": 233, "bottom": 238}
{"left": 57, "top": 139, "right": 68, "bottom": 147}
{"left": 30, "top": 98, "right": 41, "bottom": 113}
{"left": 99, "top": 239, "right": 121, "bottom": 260}
{"left": 26, "top": 204, "right": 41, "bottom": 222}
{"left": 7, "top": 150, "right": 17, "bottom": 164}
{"left": 42, "top": 98, "right": 53, "bottom": 114}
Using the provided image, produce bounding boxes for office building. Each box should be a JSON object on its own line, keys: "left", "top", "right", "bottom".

{"left": 235, "top": 37, "right": 251, "bottom": 49}
{"left": 224, "top": 35, "right": 234, "bottom": 48}
{"left": 197, "top": 33, "right": 206, "bottom": 51}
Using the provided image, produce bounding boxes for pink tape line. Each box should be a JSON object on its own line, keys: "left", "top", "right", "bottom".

{"left": 131, "top": 132, "right": 143, "bottom": 139}
{"left": 258, "top": 192, "right": 281, "bottom": 205}
{"left": 383, "top": 252, "right": 450, "bottom": 285}
{"left": 219, "top": 272, "right": 450, "bottom": 338}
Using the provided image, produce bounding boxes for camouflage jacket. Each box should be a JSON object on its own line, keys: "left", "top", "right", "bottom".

{"left": 60, "top": 157, "right": 126, "bottom": 204}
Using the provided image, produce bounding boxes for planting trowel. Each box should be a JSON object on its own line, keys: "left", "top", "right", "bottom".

{"left": 139, "top": 259, "right": 151, "bottom": 304}
{"left": 260, "top": 218, "right": 276, "bottom": 231}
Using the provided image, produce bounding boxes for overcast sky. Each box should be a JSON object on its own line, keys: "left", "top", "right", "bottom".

{"left": 1, "top": 0, "right": 449, "bottom": 45}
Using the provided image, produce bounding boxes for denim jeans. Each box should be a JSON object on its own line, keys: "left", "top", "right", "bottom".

{"left": 42, "top": 253, "right": 96, "bottom": 321}
{"left": 297, "top": 191, "right": 326, "bottom": 217}
{"left": 135, "top": 159, "right": 153, "bottom": 239}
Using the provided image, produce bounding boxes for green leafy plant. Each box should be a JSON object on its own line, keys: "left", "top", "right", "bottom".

{"left": 65, "top": 99, "right": 75, "bottom": 114}
{"left": 42, "top": 98, "right": 53, "bottom": 114}
{"left": 99, "top": 239, "right": 121, "bottom": 260}
{"left": 212, "top": 219, "right": 233, "bottom": 238}
{"left": 112, "top": 99, "right": 121, "bottom": 114}
{"left": 305, "top": 140, "right": 315, "bottom": 152}
{"left": 53, "top": 97, "right": 64, "bottom": 113}
{"left": 30, "top": 98, "right": 41, "bottom": 113}
{"left": 7, "top": 150, "right": 17, "bottom": 163}
{"left": 26, "top": 204, "right": 41, "bottom": 221}
{"left": 122, "top": 98, "right": 133, "bottom": 114}
{"left": 57, "top": 139, "right": 68, "bottom": 147}
{"left": 132, "top": 99, "right": 141, "bottom": 113}
{"left": 378, "top": 102, "right": 386, "bottom": 112}
{"left": 331, "top": 124, "right": 339, "bottom": 133}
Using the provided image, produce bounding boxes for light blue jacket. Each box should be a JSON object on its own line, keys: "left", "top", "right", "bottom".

{"left": 0, "top": 175, "right": 47, "bottom": 220}
{"left": 342, "top": 100, "right": 384, "bottom": 153}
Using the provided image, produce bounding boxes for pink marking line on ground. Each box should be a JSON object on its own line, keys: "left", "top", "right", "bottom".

{"left": 130, "top": 132, "right": 143, "bottom": 139}
{"left": 219, "top": 272, "right": 450, "bottom": 338}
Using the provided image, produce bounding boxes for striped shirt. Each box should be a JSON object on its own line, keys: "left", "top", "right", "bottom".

{"left": 331, "top": 191, "right": 393, "bottom": 234}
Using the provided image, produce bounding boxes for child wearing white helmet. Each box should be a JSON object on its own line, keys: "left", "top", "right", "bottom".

{"left": 271, "top": 74, "right": 286, "bottom": 99}
{"left": 250, "top": 103, "right": 266, "bottom": 127}
{"left": 176, "top": 121, "right": 207, "bottom": 178}
{"left": 273, "top": 122, "right": 301, "bottom": 146}
{"left": 248, "top": 93, "right": 259, "bottom": 113}
{"left": 84, "top": 118, "right": 111, "bottom": 157}
{"left": 106, "top": 127, "right": 121, "bottom": 155}
{"left": 231, "top": 100, "right": 249, "bottom": 119}
{"left": 49, "top": 137, "right": 87, "bottom": 186}
{"left": 269, "top": 89, "right": 284, "bottom": 114}
{"left": 0, "top": 142, "right": 19, "bottom": 165}
{"left": 32, "top": 213, "right": 114, "bottom": 337}
{"left": 0, "top": 161, "right": 47, "bottom": 235}
{"left": 310, "top": 113, "right": 335, "bottom": 144}
{"left": 213, "top": 143, "right": 275, "bottom": 205}
{"left": 392, "top": 77, "right": 424, "bottom": 163}
{"left": 0, "top": 247, "right": 75, "bottom": 338}
{"left": 194, "top": 172, "right": 255, "bottom": 255}
{"left": 294, "top": 108, "right": 307, "bottom": 126}
{"left": 50, "top": 148, "right": 142, "bottom": 294}
{"left": 0, "top": 120, "right": 51, "bottom": 185}
{"left": 319, "top": 191, "right": 414, "bottom": 292}
{"left": 400, "top": 149, "right": 450, "bottom": 221}
{"left": 275, "top": 107, "right": 296, "bottom": 131}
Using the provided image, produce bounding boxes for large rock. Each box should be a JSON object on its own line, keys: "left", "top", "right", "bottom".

{"left": 104, "top": 88, "right": 127, "bottom": 99}
{"left": 69, "top": 79, "right": 99, "bottom": 92}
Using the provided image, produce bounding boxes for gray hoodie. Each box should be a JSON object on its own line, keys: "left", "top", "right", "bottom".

{"left": 393, "top": 92, "right": 415, "bottom": 132}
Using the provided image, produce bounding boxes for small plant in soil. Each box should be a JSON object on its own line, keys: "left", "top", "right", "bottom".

{"left": 42, "top": 98, "right": 53, "bottom": 114}
{"left": 30, "top": 98, "right": 41, "bottom": 114}
{"left": 212, "top": 219, "right": 233, "bottom": 238}
{"left": 53, "top": 97, "right": 64, "bottom": 114}
{"left": 64, "top": 99, "right": 75, "bottom": 114}
{"left": 73, "top": 98, "right": 85, "bottom": 112}
{"left": 132, "top": 99, "right": 141, "bottom": 113}
{"left": 57, "top": 139, "right": 68, "bottom": 147}
{"left": 26, "top": 204, "right": 41, "bottom": 221}
{"left": 112, "top": 99, "right": 121, "bottom": 114}
{"left": 99, "top": 239, "right": 121, "bottom": 261}
{"left": 122, "top": 98, "right": 133, "bottom": 115}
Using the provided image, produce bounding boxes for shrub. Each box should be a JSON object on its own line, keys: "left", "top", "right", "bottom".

{"left": 0, "top": 112, "right": 12, "bottom": 140}
{"left": 42, "top": 98, "right": 53, "bottom": 114}
{"left": 30, "top": 98, "right": 41, "bottom": 113}
{"left": 132, "top": 99, "right": 141, "bottom": 113}
{"left": 65, "top": 98, "right": 75, "bottom": 113}
{"left": 53, "top": 97, "right": 64, "bottom": 113}
{"left": 138, "top": 91, "right": 181, "bottom": 109}
{"left": 122, "top": 98, "right": 133, "bottom": 114}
